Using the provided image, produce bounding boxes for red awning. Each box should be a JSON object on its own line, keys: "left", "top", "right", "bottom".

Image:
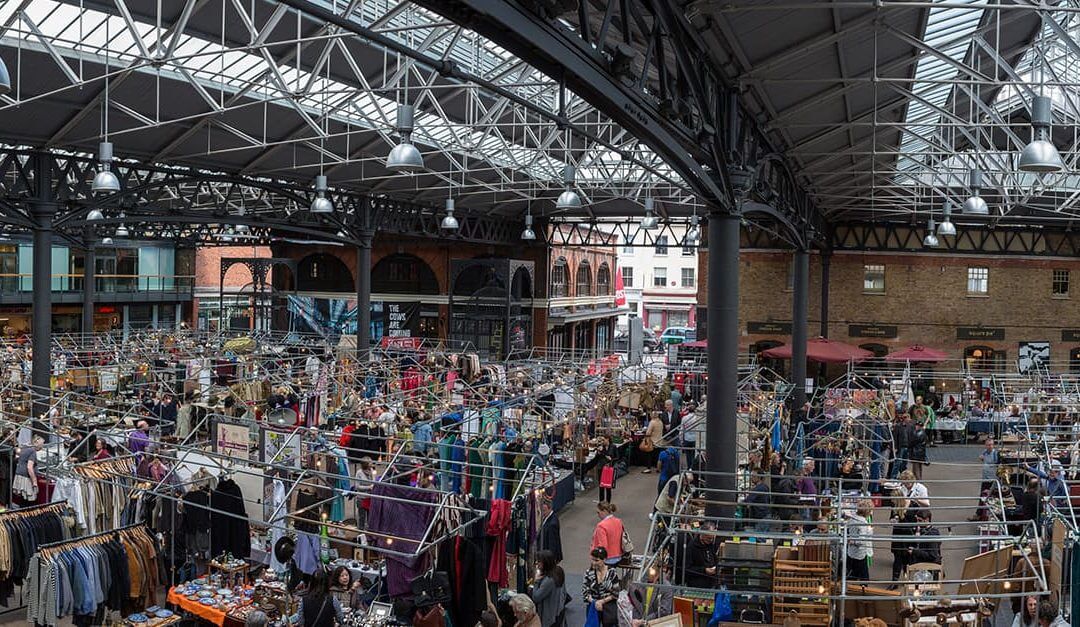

{"left": 760, "top": 337, "right": 873, "bottom": 364}
{"left": 884, "top": 345, "right": 949, "bottom": 363}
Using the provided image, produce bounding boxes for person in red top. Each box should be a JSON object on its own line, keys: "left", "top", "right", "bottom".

{"left": 590, "top": 502, "right": 625, "bottom": 566}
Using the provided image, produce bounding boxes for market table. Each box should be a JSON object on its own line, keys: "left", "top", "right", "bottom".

{"left": 166, "top": 587, "right": 246, "bottom": 627}
{"left": 551, "top": 469, "right": 575, "bottom": 512}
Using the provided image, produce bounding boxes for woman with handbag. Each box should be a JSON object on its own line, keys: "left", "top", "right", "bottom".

{"left": 300, "top": 569, "right": 344, "bottom": 627}
{"left": 591, "top": 502, "right": 625, "bottom": 565}
{"left": 640, "top": 414, "right": 664, "bottom": 474}
{"left": 582, "top": 548, "right": 621, "bottom": 627}
{"left": 596, "top": 437, "right": 617, "bottom": 503}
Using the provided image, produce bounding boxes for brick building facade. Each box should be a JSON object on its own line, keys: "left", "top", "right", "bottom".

{"left": 699, "top": 248, "right": 1080, "bottom": 370}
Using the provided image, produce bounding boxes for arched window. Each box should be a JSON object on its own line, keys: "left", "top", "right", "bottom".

{"left": 596, "top": 263, "right": 612, "bottom": 296}
{"left": 551, "top": 258, "right": 568, "bottom": 298}
{"left": 372, "top": 254, "right": 439, "bottom": 294}
{"left": 298, "top": 254, "right": 354, "bottom": 292}
{"left": 576, "top": 261, "right": 592, "bottom": 297}
{"left": 965, "top": 346, "right": 1005, "bottom": 372}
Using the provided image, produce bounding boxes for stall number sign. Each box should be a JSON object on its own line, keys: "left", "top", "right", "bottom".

{"left": 386, "top": 302, "right": 415, "bottom": 338}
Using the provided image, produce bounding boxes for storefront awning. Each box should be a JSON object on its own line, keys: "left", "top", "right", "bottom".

{"left": 548, "top": 306, "right": 626, "bottom": 326}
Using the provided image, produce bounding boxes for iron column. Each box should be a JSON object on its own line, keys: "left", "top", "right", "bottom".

{"left": 355, "top": 230, "right": 374, "bottom": 358}
{"left": 82, "top": 235, "right": 96, "bottom": 335}
{"left": 30, "top": 155, "right": 55, "bottom": 421}
{"left": 706, "top": 211, "right": 739, "bottom": 525}
{"left": 791, "top": 249, "right": 809, "bottom": 411}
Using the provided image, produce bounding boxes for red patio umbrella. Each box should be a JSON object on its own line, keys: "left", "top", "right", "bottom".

{"left": 760, "top": 337, "right": 873, "bottom": 364}
{"left": 884, "top": 345, "right": 949, "bottom": 363}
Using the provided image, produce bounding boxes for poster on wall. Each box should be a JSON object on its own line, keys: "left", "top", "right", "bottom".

{"left": 261, "top": 426, "right": 302, "bottom": 467}
{"left": 1018, "top": 341, "right": 1051, "bottom": 374}
{"left": 215, "top": 422, "right": 250, "bottom": 460}
{"left": 384, "top": 302, "right": 419, "bottom": 337}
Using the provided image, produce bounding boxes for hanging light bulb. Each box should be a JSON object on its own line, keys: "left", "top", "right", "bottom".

{"left": 962, "top": 169, "right": 989, "bottom": 215}
{"left": 937, "top": 201, "right": 956, "bottom": 237}
{"left": 0, "top": 55, "right": 10, "bottom": 95}
{"left": 684, "top": 214, "right": 701, "bottom": 245}
{"left": 923, "top": 219, "right": 939, "bottom": 248}
{"left": 386, "top": 104, "right": 424, "bottom": 173}
{"left": 641, "top": 197, "right": 659, "bottom": 229}
{"left": 91, "top": 142, "right": 121, "bottom": 194}
{"left": 86, "top": 208, "right": 105, "bottom": 221}
{"left": 1019, "top": 95, "right": 1064, "bottom": 173}
{"left": 521, "top": 213, "right": 536, "bottom": 241}
{"left": 555, "top": 165, "right": 581, "bottom": 210}
{"left": 441, "top": 197, "right": 459, "bottom": 230}
{"left": 310, "top": 175, "right": 333, "bottom": 213}
{"left": 101, "top": 236, "right": 114, "bottom": 245}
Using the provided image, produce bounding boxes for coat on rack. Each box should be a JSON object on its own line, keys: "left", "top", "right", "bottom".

{"left": 210, "top": 478, "right": 250, "bottom": 559}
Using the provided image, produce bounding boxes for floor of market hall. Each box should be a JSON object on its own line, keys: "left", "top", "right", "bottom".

{"left": 0, "top": 444, "right": 984, "bottom": 626}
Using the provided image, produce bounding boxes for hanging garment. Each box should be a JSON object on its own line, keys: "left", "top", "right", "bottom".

{"left": 367, "top": 484, "right": 437, "bottom": 597}
{"left": 268, "top": 479, "right": 288, "bottom": 572}
{"left": 450, "top": 437, "right": 466, "bottom": 494}
{"left": 486, "top": 499, "right": 512, "bottom": 587}
{"left": 209, "top": 478, "right": 251, "bottom": 559}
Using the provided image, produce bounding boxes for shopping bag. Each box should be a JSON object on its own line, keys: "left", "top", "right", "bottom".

{"left": 600, "top": 465, "right": 615, "bottom": 489}
{"left": 706, "top": 588, "right": 733, "bottom": 626}
{"left": 585, "top": 603, "right": 601, "bottom": 627}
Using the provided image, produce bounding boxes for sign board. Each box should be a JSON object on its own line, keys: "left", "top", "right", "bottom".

{"left": 379, "top": 336, "right": 422, "bottom": 350}
{"left": 384, "top": 301, "right": 418, "bottom": 338}
{"left": 747, "top": 321, "right": 792, "bottom": 334}
{"left": 848, "top": 324, "right": 898, "bottom": 339}
{"left": 215, "top": 422, "right": 250, "bottom": 460}
{"left": 957, "top": 327, "right": 1005, "bottom": 341}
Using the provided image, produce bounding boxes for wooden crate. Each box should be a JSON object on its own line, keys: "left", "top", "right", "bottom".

{"left": 772, "top": 547, "right": 832, "bottom": 627}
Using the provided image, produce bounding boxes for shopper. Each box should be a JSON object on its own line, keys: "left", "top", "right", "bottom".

{"left": 682, "top": 521, "right": 718, "bottom": 589}
{"left": 329, "top": 565, "right": 362, "bottom": 611}
{"left": 129, "top": 420, "right": 151, "bottom": 459}
{"left": 92, "top": 438, "right": 112, "bottom": 461}
{"left": 538, "top": 499, "right": 563, "bottom": 563}
{"left": 245, "top": 610, "right": 270, "bottom": 627}
{"left": 844, "top": 499, "right": 874, "bottom": 581}
{"left": 509, "top": 594, "right": 541, "bottom": 627}
{"left": 836, "top": 458, "right": 861, "bottom": 492}
{"left": 743, "top": 472, "right": 773, "bottom": 532}
{"left": 900, "top": 470, "right": 929, "bottom": 508}
{"left": 591, "top": 502, "right": 625, "bottom": 566}
{"left": 300, "top": 568, "right": 343, "bottom": 627}
{"left": 980, "top": 438, "right": 1000, "bottom": 493}
{"left": 655, "top": 471, "right": 694, "bottom": 523}
{"left": 909, "top": 421, "right": 928, "bottom": 480}
{"left": 642, "top": 413, "right": 665, "bottom": 474}
{"left": 1037, "top": 600, "right": 1070, "bottom": 627}
{"left": 596, "top": 436, "right": 617, "bottom": 504}
{"left": 891, "top": 415, "right": 913, "bottom": 479}
{"left": 796, "top": 459, "right": 818, "bottom": 522}
{"left": 656, "top": 446, "right": 680, "bottom": 495}
{"left": 908, "top": 509, "right": 941, "bottom": 565}
{"left": 889, "top": 494, "right": 914, "bottom": 581}
{"left": 582, "top": 548, "right": 620, "bottom": 627}
{"left": 12, "top": 436, "right": 43, "bottom": 505}
{"left": 1013, "top": 595, "right": 1040, "bottom": 627}
{"left": 1025, "top": 461, "right": 1068, "bottom": 508}
{"left": 662, "top": 399, "right": 681, "bottom": 446}
{"left": 530, "top": 550, "right": 565, "bottom": 627}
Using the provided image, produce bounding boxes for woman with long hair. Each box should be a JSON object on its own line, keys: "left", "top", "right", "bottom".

{"left": 530, "top": 550, "right": 566, "bottom": 627}
{"left": 590, "top": 502, "right": 625, "bottom": 566}
{"left": 582, "top": 548, "right": 620, "bottom": 627}
{"left": 300, "top": 568, "right": 343, "bottom": 627}
{"left": 1011, "top": 594, "right": 1040, "bottom": 627}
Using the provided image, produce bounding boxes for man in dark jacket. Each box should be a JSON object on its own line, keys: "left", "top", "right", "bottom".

{"left": 743, "top": 473, "right": 772, "bottom": 532}
{"left": 682, "top": 522, "right": 718, "bottom": 588}
{"left": 891, "top": 415, "right": 913, "bottom": 479}
{"left": 908, "top": 509, "right": 942, "bottom": 565}
{"left": 538, "top": 498, "right": 563, "bottom": 563}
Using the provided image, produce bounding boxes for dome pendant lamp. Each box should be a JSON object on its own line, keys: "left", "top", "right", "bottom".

{"left": 441, "top": 197, "right": 459, "bottom": 230}
{"left": 1018, "top": 95, "right": 1064, "bottom": 173}
{"left": 641, "top": 197, "right": 659, "bottom": 230}
{"left": 92, "top": 142, "right": 121, "bottom": 194}
{"left": 387, "top": 104, "right": 424, "bottom": 173}
{"left": 521, "top": 213, "right": 536, "bottom": 241}
{"left": 555, "top": 165, "right": 581, "bottom": 210}
{"left": 962, "top": 169, "right": 989, "bottom": 215}
{"left": 310, "top": 175, "right": 334, "bottom": 213}
{"left": 923, "top": 218, "right": 939, "bottom": 248}
{"left": 0, "top": 56, "right": 11, "bottom": 95}
{"left": 937, "top": 201, "right": 957, "bottom": 237}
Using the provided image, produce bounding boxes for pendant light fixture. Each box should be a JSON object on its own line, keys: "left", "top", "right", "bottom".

{"left": 962, "top": 169, "right": 989, "bottom": 215}
{"left": 92, "top": 22, "right": 120, "bottom": 194}
{"left": 114, "top": 213, "right": 129, "bottom": 239}
{"left": 86, "top": 208, "right": 105, "bottom": 221}
{"left": 641, "top": 197, "right": 658, "bottom": 229}
{"left": 310, "top": 175, "right": 333, "bottom": 213}
{"left": 101, "top": 236, "right": 114, "bottom": 246}
{"left": 1018, "top": 95, "right": 1064, "bottom": 173}
{"left": 521, "top": 213, "right": 536, "bottom": 241}
{"left": 0, "top": 55, "right": 10, "bottom": 95}
{"left": 387, "top": 104, "right": 424, "bottom": 173}
{"left": 937, "top": 201, "right": 957, "bottom": 237}
{"left": 684, "top": 212, "right": 701, "bottom": 245}
{"left": 923, "top": 218, "right": 939, "bottom": 248}
{"left": 555, "top": 165, "right": 581, "bottom": 210}
{"left": 441, "top": 197, "right": 459, "bottom": 230}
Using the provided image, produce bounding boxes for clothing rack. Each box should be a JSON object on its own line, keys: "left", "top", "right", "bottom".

{"left": 35, "top": 521, "right": 146, "bottom": 552}
{"left": 0, "top": 501, "right": 71, "bottom": 618}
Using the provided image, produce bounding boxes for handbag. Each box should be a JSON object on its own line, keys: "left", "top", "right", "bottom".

{"left": 638, "top": 438, "right": 654, "bottom": 453}
{"left": 413, "top": 604, "right": 445, "bottom": 627}
{"left": 585, "top": 603, "right": 600, "bottom": 627}
{"left": 600, "top": 465, "right": 615, "bottom": 489}
{"left": 601, "top": 600, "right": 619, "bottom": 626}
{"left": 620, "top": 527, "right": 635, "bottom": 555}
{"left": 410, "top": 571, "right": 451, "bottom": 607}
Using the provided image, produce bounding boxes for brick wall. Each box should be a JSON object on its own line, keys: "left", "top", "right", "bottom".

{"left": 194, "top": 246, "right": 274, "bottom": 289}
{"left": 699, "top": 248, "right": 1080, "bottom": 360}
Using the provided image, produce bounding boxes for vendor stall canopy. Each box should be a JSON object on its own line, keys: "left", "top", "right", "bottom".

{"left": 2, "top": 1, "right": 1080, "bottom": 247}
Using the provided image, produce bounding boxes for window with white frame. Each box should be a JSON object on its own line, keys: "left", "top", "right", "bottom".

{"left": 967, "top": 267, "right": 989, "bottom": 294}
{"left": 681, "top": 268, "right": 695, "bottom": 287}
{"left": 622, "top": 236, "right": 634, "bottom": 254}
{"left": 682, "top": 245, "right": 694, "bottom": 256}
{"left": 1053, "top": 269, "right": 1070, "bottom": 297}
{"left": 622, "top": 267, "right": 634, "bottom": 287}
{"left": 653, "top": 267, "right": 667, "bottom": 287}
{"left": 655, "top": 236, "right": 669, "bottom": 256}
{"left": 863, "top": 264, "right": 885, "bottom": 293}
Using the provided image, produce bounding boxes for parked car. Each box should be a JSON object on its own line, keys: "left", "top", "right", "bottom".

{"left": 659, "top": 326, "right": 696, "bottom": 345}
{"left": 613, "top": 329, "right": 660, "bottom": 353}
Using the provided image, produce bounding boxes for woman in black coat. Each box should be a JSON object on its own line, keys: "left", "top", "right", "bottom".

{"left": 909, "top": 424, "right": 929, "bottom": 480}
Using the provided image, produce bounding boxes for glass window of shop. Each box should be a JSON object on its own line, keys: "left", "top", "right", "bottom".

{"left": 667, "top": 310, "right": 690, "bottom": 327}
{"left": 0, "top": 245, "right": 16, "bottom": 294}
{"left": 964, "top": 345, "right": 1005, "bottom": 372}
{"left": 138, "top": 247, "right": 176, "bottom": 290}
{"left": 128, "top": 304, "right": 153, "bottom": 330}
{"left": 17, "top": 244, "right": 69, "bottom": 291}
{"left": 198, "top": 298, "right": 250, "bottom": 332}
{"left": 647, "top": 310, "right": 663, "bottom": 330}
